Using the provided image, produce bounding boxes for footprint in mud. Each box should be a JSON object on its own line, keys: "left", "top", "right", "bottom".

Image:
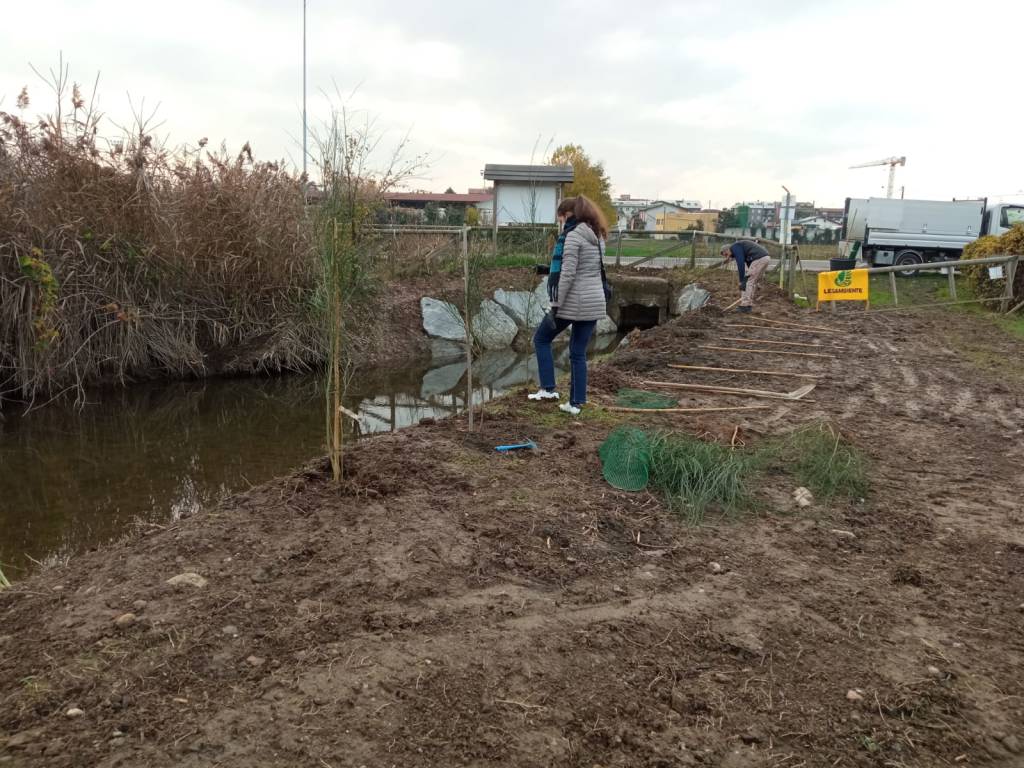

{"left": 899, "top": 365, "right": 920, "bottom": 388}
{"left": 985, "top": 394, "right": 1021, "bottom": 429}
{"left": 834, "top": 394, "right": 865, "bottom": 422}
{"left": 868, "top": 382, "right": 892, "bottom": 406}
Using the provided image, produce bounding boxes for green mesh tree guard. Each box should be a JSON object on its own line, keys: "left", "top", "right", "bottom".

{"left": 598, "top": 426, "right": 654, "bottom": 491}
{"left": 614, "top": 388, "right": 679, "bottom": 409}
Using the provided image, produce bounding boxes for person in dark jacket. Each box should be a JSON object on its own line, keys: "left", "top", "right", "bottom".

{"left": 528, "top": 195, "right": 609, "bottom": 416}
{"left": 721, "top": 239, "right": 770, "bottom": 312}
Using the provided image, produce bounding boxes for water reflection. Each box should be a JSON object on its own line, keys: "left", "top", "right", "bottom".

{"left": 0, "top": 336, "right": 617, "bottom": 579}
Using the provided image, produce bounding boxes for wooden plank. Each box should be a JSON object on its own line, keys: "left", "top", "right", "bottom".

{"left": 699, "top": 345, "right": 837, "bottom": 359}
{"left": 605, "top": 405, "right": 772, "bottom": 414}
{"left": 643, "top": 380, "right": 816, "bottom": 401}
{"left": 668, "top": 364, "right": 821, "bottom": 380}
{"left": 741, "top": 316, "right": 838, "bottom": 333}
{"left": 723, "top": 323, "right": 825, "bottom": 335}
{"left": 718, "top": 336, "right": 826, "bottom": 349}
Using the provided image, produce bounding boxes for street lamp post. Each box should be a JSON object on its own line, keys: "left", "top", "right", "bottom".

{"left": 302, "top": 0, "right": 307, "bottom": 181}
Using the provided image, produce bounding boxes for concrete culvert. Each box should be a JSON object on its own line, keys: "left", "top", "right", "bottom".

{"left": 618, "top": 304, "right": 661, "bottom": 332}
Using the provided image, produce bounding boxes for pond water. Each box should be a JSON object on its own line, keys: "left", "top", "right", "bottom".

{"left": 0, "top": 336, "right": 618, "bottom": 580}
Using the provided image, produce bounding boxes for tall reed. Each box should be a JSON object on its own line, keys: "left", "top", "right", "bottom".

{"left": 1, "top": 61, "right": 318, "bottom": 408}
{"left": 310, "top": 103, "right": 425, "bottom": 480}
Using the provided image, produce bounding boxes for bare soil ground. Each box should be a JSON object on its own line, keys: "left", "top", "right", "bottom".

{"left": 3, "top": 270, "right": 1024, "bottom": 767}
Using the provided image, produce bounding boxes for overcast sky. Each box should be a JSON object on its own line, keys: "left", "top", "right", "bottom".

{"left": 3, "top": 0, "right": 1023, "bottom": 208}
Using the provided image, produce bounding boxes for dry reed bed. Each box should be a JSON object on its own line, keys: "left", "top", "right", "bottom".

{"left": 0, "top": 78, "right": 322, "bottom": 408}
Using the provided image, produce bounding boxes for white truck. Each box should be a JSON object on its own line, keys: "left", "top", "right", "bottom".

{"left": 839, "top": 197, "right": 1024, "bottom": 275}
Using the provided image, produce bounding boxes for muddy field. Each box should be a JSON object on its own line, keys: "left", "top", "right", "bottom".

{"left": 2, "top": 270, "right": 1023, "bottom": 767}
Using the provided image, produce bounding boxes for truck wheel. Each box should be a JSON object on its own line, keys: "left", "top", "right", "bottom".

{"left": 895, "top": 250, "right": 923, "bottom": 278}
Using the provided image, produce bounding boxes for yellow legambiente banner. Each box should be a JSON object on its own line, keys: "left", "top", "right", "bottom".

{"left": 817, "top": 269, "right": 869, "bottom": 304}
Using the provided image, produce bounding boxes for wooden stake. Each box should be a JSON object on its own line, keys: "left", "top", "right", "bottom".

{"left": 699, "top": 345, "right": 837, "bottom": 359}
{"left": 724, "top": 323, "right": 827, "bottom": 336}
{"left": 668, "top": 364, "right": 820, "bottom": 380}
{"left": 742, "top": 316, "right": 838, "bottom": 333}
{"left": 723, "top": 298, "right": 742, "bottom": 311}
{"left": 643, "top": 380, "right": 816, "bottom": 401}
{"left": 718, "top": 336, "right": 826, "bottom": 349}
{"left": 605, "top": 405, "right": 772, "bottom": 414}
{"left": 338, "top": 405, "right": 363, "bottom": 424}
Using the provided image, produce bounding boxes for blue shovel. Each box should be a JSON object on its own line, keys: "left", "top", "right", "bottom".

{"left": 495, "top": 439, "right": 537, "bottom": 453}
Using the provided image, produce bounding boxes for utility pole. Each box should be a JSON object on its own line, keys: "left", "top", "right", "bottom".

{"left": 302, "top": 0, "right": 308, "bottom": 181}
{"left": 779, "top": 186, "right": 793, "bottom": 292}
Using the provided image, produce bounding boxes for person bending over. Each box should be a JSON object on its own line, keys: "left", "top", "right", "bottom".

{"left": 721, "top": 239, "right": 770, "bottom": 313}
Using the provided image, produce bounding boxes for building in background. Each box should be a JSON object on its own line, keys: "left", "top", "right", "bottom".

{"left": 636, "top": 201, "right": 687, "bottom": 231}
{"left": 792, "top": 215, "right": 842, "bottom": 243}
{"left": 382, "top": 189, "right": 494, "bottom": 225}
{"left": 482, "top": 164, "right": 575, "bottom": 225}
{"left": 656, "top": 210, "right": 721, "bottom": 233}
{"left": 720, "top": 201, "right": 781, "bottom": 239}
{"left": 612, "top": 194, "right": 652, "bottom": 230}
{"left": 612, "top": 195, "right": 706, "bottom": 230}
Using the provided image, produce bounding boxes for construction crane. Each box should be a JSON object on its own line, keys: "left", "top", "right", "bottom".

{"left": 850, "top": 156, "right": 906, "bottom": 198}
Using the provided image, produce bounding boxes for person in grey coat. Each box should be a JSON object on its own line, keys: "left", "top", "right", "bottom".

{"left": 528, "top": 195, "right": 609, "bottom": 415}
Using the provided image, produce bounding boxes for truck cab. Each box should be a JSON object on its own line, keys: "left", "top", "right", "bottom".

{"left": 983, "top": 202, "right": 1024, "bottom": 237}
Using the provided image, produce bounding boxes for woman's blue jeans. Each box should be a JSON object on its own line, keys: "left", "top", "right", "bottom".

{"left": 533, "top": 313, "right": 597, "bottom": 406}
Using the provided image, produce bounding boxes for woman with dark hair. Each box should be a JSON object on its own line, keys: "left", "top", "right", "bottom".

{"left": 528, "top": 195, "right": 609, "bottom": 416}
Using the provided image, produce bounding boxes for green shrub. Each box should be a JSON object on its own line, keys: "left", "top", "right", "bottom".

{"left": 962, "top": 224, "right": 1024, "bottom": 300}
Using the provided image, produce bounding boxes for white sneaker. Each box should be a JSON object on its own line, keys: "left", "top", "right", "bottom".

{"left": 559, "top": 403, "right": 582, "bottom": 416}
{"left": 528, "top": 389, "right": 560, "bottom": 401}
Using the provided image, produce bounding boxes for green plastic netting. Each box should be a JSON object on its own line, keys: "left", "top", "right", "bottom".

{"left": 598, "top": 426, "right": 654, "bottom": 491}
{"left": 614, "top": 388, "right": 679, "bottom": 409}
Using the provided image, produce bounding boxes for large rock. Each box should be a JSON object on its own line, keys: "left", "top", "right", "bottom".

{"left": 493, "top": 289, "right": 546, "bottom": 330}
{"left": 596, "top": 315, "right": 618, "bottom": 335}
{"left": 533, "top": 278, "right": 552, "bottom": 315}
{"left": 471, "top": 299, "right": 519, "bottom": 350}
{"left": 672, "top": 283, "right": 711, "bottom": 314}
{"left": 421, "top": 297, "right": 466, "bottom": 341}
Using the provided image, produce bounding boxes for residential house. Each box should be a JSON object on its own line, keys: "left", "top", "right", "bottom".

{"left": 637, "top": 201, "right": 688, "bottom": 232}
{"left": 612, "top": 194, "right": 652, "bottom": 231}
{"left": 656, "top": 210, "right": 721, "bottom": 233}
{"left": 792, "top": 215, "right": 842, "bottom": 243}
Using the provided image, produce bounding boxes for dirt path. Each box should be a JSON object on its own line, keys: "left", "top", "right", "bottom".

{"left": 2, "top": 273, "right": 1023, "bottom": 767}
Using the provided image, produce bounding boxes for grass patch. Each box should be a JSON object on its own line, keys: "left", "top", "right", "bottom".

{"left": 771, "top": 423, "right": 868, "bottom": 500}
{"left": 648, "top": 432, "right": 751, "bottom": 524}
{"left": 600, "top": 426, "right": 751, "bottom": 524}
{"left": 524, "top": 404, "right": 621, "bottom": 428}
{"left": 867, "top": 272, "right": 1024, "bottom": 341}
{"left": 599, "top": 421, "right": 869, "bottom": 523}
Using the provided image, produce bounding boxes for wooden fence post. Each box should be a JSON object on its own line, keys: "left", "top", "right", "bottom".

{"left": 462, "top": 226, "right": 474, "bottom": 430}
{"left": 1004, "top": 255, "right": 1019, "bottom": 313}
